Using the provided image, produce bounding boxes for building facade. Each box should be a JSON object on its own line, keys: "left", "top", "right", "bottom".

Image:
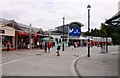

{"left": 52, "top": 22, "right": 84, "bottom": 46}
{"left": 118, "top": 1, "right": 120, "bottom": 11}
{"left": 1, "top": 26, "right": 15, "bottom": 50}
{"left": 0, "top": 18, "right": 46, "bottom": 51}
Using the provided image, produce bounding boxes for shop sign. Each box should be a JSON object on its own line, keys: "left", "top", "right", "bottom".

{"left": 69, "top": 28, "right": 81, "bottom": 36}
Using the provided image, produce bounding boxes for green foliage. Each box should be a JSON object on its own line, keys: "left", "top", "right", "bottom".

{"left": 111, "top": 33, "right": 120, "bottom": 45}
{"left": 82, "top": 31, "right": 91, "bottom": 36}
{"left": 99, "top": 29, "right": 107, "bottom": 37}
{"left": 91, "top": 28, "right": 100, "bottom": 37}
{"left": 100, "top": 23, "right": 120, "bottom": 45}
{"left": 83, "top": 23, "right": 120, "bottom": 45}
{"left": 100, "top": 23, "right": 119, "bottom": 37}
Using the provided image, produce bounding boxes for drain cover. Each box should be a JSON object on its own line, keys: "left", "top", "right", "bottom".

{"left": 74, "top": 55, "right": 78, "bottom": 57}
{"left": 102, "top": 60, "right": 107, "bottom": 62}
{"left": 36, "top": 54, "right": 42, "bottom": 55}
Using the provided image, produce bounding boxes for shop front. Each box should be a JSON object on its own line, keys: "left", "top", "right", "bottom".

{"left": 31, "top": 34, "right": 38, "bottom": 48}
{"left": 1, "top": 27, "right": 15, "bottom": 51}
{"left": 16, "top": 31, "right": 29, "bottom": 49}
{"left": 36, "top": 34, "right": 50, "bottom": 49}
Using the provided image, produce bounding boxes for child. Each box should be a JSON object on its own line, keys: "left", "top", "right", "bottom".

{"left": 56, "top": 44, "right": 61, "bottom": 56}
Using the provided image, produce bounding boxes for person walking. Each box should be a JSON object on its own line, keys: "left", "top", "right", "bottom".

{"left": 37, "top": 41, "right": 40, "bottom": 48}
{"left": 40, "top": 41, "right": 42, "bottom": 49}
{"left": 47, "top": 41, "right": 52, "bottom": 52}
{"left": 44, "top": 42, "right": 47, "bottom": 52}
{"left": 7, "top": 41, "right": 10, "bottom": 51}
{"left": 56, "top": 44, "right": 61, "bottom": 56}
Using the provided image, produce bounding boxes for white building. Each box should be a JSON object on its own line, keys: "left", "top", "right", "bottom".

{"left": 118, "top": 1, "right": 120, "bottom": 11}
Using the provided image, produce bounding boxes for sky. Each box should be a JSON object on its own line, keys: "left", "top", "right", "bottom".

{"left": 0, "top": 0, "right": 119, "bottom": 31}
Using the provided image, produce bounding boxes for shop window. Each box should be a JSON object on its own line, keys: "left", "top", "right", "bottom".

{"left": 2, "top": 36, "right": 15, "bottom": 49}
{"left": 17, "top": 36, "right": 29, "bottom": 49}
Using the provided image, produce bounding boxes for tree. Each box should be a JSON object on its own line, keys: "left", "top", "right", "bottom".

{"left": 99, "top": 29, "right": 107, "bottom": 37}
{"left": 90, "top": 28, "right": 100, "bottom": 37}
{"left": 111, "top": 33, "right": 120, "bottom": 45}
{"left": 82, "top": 31, "right": 91, "bottom": 36}
{"left": 100, "top": 23, "right": 120, "bottom": 45}
{"left": 101, "top": 23, "right": 117, "bottom": 37}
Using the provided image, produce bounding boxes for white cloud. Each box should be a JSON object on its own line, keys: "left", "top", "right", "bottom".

{"left": 0, "top": 0, "right": 119, "bottom": 31}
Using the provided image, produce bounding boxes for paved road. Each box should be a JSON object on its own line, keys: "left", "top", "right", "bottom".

{"left": 2, "top": 46, "right": 118, "bottom": 77}
{"left": 2, "top": 47, "right": 87, "bottom": 76}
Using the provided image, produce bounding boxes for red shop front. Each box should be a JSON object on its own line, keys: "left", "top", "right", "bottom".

{"left": 15, "top": 31, "right": 29, "bottom": 49}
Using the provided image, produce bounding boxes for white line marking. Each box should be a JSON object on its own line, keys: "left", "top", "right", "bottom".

{"left": 2, "top": 56, "right": 32, "bottom": 65}
{"left": 2, "top": 59, "right": 21, "bottom": 65}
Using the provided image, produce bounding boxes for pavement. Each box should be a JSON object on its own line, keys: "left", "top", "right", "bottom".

{"left": 76, "top": 46, "right": 119, "bottom": 77}
{"left": 1, "top": 46, "right": 119, "bottom": 77}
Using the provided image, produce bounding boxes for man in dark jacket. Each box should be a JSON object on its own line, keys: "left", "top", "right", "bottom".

{"left": 56, "top": 44, "right": 61, "bottom": 56}
{"left": 44, "top": 42, "right": 47, "bottom": 52}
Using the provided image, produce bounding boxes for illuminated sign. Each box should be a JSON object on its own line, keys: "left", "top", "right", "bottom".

{"left": 69, "top": 28, "right": 81, "bottom": 36}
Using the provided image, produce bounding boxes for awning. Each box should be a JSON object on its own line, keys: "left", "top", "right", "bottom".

{"left": 18, "top": 31, "right": 29, "bottom": 36}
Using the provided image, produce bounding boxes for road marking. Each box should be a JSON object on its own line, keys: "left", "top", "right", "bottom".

{"left": 2, "top": 59, "right": 21, "bottom": 65}
{"left": 2, "top": 56, "right": 32, "bottom": 65}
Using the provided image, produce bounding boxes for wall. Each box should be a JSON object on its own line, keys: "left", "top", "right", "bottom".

{"left": 0, "top": 26, "right": 15, "bottom": 36}
{"left": 118, "top": 1, "right": 120, "bottom": 12}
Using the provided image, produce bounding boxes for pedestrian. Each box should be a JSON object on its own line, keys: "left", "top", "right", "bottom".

{"left": 56, "top": 44, "right": 61, "bottom": 56}
{"left": 40, "top": 41, "right": 42, "bottom": 49}
{"left": 7, "top": 41, "right": 10, "bottom": 51}
{"left": 47, "top": 41, "right": 52, "bottom": 52}
{"left": 27, "top": 44, "right": 30, "bottom": 49}
{"left": 44, "top": 42, "right": 47, "bottom": 52}
{"left": 37, "top": 41, "right": 40, "bottom": 48}
{"left": 74, "top": 42, "right": 76, "bottom": 48}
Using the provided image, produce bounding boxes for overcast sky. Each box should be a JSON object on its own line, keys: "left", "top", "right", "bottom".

{"left": 0, "top": 0, "right": 119, "bottom": 31}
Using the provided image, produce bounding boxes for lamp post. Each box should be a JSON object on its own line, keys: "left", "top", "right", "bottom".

{"left": 29, "top": 24, "right": 32, "bottom": 49}
{"left": 67, "top": 24, "right": 69, "bottom": 47}
{"left": 48, "top": 29, "right": 51, "bottom": 41}
{"left": 62, "top": 17, "right": 65, "bottom": 51}
{"left": 87, "top": 4, "right": 91, "bottom": 57}
{"left": 0, "top": 30, "right": 2, "bottom": 52}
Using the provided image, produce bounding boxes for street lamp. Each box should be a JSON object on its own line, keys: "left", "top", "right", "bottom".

{"left": 87, "top": 4, "right": 91, "bottom": 57}
{"left": 29, "top": 24, "right": 32, "bottom": 50}
{"left": 62, "top": 17, "right": 65, "bottom": 51}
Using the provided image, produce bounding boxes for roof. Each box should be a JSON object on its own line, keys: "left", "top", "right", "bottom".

{"left": 0, "top": 18, "right": 21, "bottom": 30}
{"left": 106, "top": 11, "right": 120, "bottom": 22}
{"left": 0, "top": 18, "right": 9, "bottom": 26}
{"left": 54, "top": 21, "right": 84, "bottom": 34}
{"left": 32, "top": 27, "right": 43, "bottom": 33}
{"left": 69, "top": 22, "right": 84, "bottom": 27}
{"left": 105, "top": 11, "right": 120, "bottom": 28}
{"left": 0, "top": 18, "right": 44, "bottom": 33}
